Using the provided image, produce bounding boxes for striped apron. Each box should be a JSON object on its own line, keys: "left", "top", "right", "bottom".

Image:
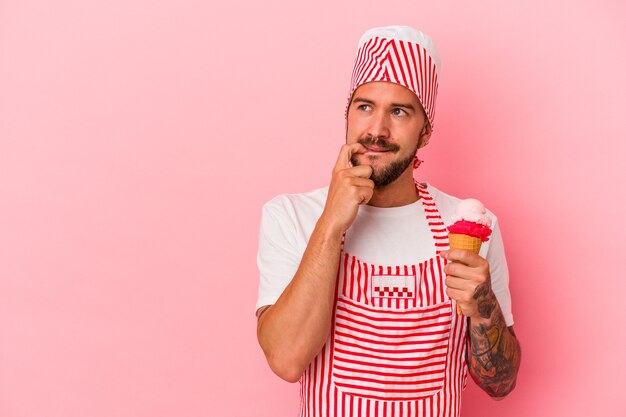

{"left": 299, "top": 182, "right": 468, "bottom": 417}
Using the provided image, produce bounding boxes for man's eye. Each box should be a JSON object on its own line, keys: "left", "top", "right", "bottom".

{"left": 357, "top": 104, "right": 370, "bottom": 111}
{"left": 392, "top": 108, "right": 407, "bottom": 116}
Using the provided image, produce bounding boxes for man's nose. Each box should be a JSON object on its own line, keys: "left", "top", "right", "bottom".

{"left": 367, "top": 111, "right": 391, "bottom": 138}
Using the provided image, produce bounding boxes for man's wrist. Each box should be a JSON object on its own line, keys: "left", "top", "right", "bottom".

{"left": 316, "top": 214, "right": 345, "bottom": 241}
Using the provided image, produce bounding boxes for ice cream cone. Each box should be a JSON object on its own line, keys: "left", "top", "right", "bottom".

{"left": 447, "top": 199, "right": 493, "bottom": 316}
{"left": 448, "top": 234, "right": 482, "bottom": 315}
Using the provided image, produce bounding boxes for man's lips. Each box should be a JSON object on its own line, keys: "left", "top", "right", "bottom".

{"left": 363, "top": 145, "right": 391, "bottom": 153}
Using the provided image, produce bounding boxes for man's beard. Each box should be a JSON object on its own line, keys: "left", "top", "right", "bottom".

{"left": 350, "top": 137, "right": 419, "bottom": 187}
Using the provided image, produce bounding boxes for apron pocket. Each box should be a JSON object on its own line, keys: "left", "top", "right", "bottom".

{"left": 332, "top": 296, "right": 452, "bottom": 401}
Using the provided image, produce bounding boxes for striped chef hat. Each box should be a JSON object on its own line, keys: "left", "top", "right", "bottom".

{"left": 346, "top": 26, "right": 441, "bottom": 129}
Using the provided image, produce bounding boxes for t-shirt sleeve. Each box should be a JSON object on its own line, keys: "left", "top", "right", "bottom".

{"left": 485, "top": 217, "right": 514, "bottom": 326}
{"left": 255, "top": 198, "right": 303, "bottom": 312}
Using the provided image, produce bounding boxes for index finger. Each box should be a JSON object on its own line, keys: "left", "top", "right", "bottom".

{"left": 334, "top": 143, "right": 368, "bottom": 172}
{"left": 440, "top": 249, "right": 485, "bottom": 267}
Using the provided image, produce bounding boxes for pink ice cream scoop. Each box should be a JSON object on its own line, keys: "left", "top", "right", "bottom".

{"left": 448, "top": 198, "right": 492, "bottom": 242}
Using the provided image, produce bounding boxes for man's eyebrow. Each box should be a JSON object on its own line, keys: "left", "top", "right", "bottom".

{"left": 352, "top": 97, "right": 415, "bottom": 111}
{"left": 352, "top": 97, "right": 375, "bottom": 105}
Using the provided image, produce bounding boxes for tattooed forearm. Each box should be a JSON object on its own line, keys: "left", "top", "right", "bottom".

{"left": 467, "top": 291, "right": 521, "bottom": 399}
{"left": 474, "top": 283, "right": 495, "bottom": 319}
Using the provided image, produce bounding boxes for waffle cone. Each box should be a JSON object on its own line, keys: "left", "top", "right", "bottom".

{"left": 448, "top": 233, "right": 482, "bottom": 254}
{"left": 447, "top": 233, "right": 482, "bottom": 315}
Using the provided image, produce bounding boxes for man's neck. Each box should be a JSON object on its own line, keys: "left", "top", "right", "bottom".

{"left": 366, "top": 170, "right": 420, "bottom": 208}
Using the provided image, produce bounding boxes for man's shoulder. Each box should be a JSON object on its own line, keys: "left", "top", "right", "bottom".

{"left": 426, "top": 182, "right": 499, "bottom": 223}
{"left": 422, "top": 182, "right": 465, "bottom": 212}
{"left": 425, "top": 182, "right": 462, "bottom": 204}
{"left": 261, "top": 186, "right": 328, "bottom": 220}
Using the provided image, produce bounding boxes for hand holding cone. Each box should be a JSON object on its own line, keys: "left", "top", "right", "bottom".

{"left": 447, "top": 199, "right": 493, "bottom": 314}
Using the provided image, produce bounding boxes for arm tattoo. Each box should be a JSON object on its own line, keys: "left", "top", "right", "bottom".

{"left": 467, "top": 292, "right": 521, "bottom": 398}
{"left": 473, "top": 283, "right": 495, "bottom": 319}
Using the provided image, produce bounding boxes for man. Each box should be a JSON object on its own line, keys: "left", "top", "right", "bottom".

{"left": 255, "top": 26, "right": 521, "bottom": 416}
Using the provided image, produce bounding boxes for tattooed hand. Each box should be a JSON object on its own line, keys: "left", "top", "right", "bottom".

{"left": 440, "top": 249, "right": 493, "bottom": 319}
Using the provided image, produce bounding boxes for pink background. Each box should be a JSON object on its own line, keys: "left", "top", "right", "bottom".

{"left": 1, "top": 0, "right": 625, "bottom": 416}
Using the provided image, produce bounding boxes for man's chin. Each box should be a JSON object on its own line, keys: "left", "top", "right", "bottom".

{"left": 364, "top": 165, "right": 395, "bottom": 187}
{"left": 368, "top": 159, "right": 415, "bottom": 187}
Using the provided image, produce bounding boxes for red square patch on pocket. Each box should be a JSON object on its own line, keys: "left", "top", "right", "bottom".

{"left": 371, "top": 273, "right": 416, "bottom": 299}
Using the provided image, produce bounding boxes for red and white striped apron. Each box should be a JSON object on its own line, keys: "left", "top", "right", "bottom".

{"left": 299, "top": 182, "right": 468, "bottom": 417}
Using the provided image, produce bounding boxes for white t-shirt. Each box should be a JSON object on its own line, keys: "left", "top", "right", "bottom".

{"left": 256, "top": 182, "right": 514, "bottom": 326}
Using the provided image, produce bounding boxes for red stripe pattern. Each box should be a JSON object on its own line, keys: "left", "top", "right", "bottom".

{"left": 333, "top": 297, "right": 451, "bottom": 400}
{"left": 299, "top": 183, "right": 467, "bottom": 417}
{"left": 346, "top": 36, "right": 440, "bottom": 129}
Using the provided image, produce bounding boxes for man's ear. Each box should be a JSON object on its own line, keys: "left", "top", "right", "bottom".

{"left": 418, "top": 121, "right": 433, "bottom": 149}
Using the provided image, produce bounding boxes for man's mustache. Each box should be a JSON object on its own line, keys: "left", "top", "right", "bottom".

{"left": 357, "top": 137, "right": 400, "bottom": 152}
